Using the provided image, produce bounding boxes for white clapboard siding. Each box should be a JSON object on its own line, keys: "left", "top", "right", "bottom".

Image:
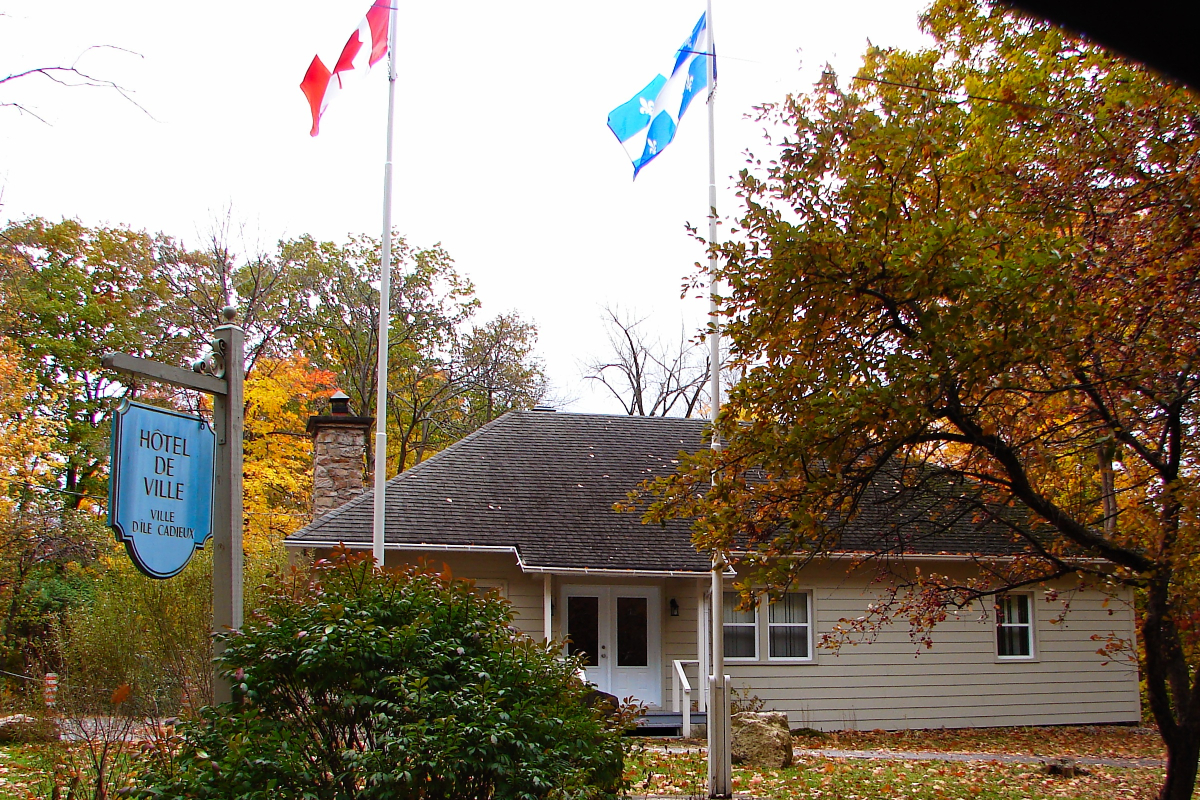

{"left": 381, "top": 550, "right": 548, "bottom": 638}
{"left": 704, "top": 562, "right": 1140, "bottom": 730}
{"left": 345, "top": 549, "right": 1140, "bottom": 730}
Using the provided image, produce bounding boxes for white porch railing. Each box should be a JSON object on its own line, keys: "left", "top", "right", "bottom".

{"left": 671, "top": 659, "right": 701, "bottom": 737}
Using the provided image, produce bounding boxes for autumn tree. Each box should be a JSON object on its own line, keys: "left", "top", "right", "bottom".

{"left": 0, "top": 218, "right": 192, "bottom": 505}
{"left": 640, "top": 3, "right": 1200, "bottom": 798}
{"left": 583, "top": 305, "right": 709, "bottom": 417}
{"left": 284, "top": 233, "right": 471, "bottom": 416}
{"left": 0, "top": 337, "right": 59, "bottom": 504}
{"left": 0, "top": 339, "right": 97, "bottom": 675}
{"left": 241, "top": 354, "right": 336, "bottom": 554}
{"left": 158, "top": 211, "right": 307, "bottom": 378}
{"left": 286, "top": 234, "right": 547, "bottom": 474}
{"left": 455, "top": 312, "right": 549, "bottom": 425}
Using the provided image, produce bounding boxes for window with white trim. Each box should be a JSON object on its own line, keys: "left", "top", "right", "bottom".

{"left": 768, "top": 592, "right": 812, "bottom": 660}
{"left": 722, "top": 592, "right": 757, "bottom": 659}
{"left": 996, "top": 593, "right": 1034, "bottom": 658}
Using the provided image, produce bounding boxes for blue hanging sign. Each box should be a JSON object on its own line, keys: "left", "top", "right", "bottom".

{"left": 108, "top": 401, "right": 216, "bottom": 579}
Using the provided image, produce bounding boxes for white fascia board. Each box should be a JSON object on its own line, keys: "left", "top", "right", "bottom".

{"left": 285, "top": 539, "right": 711, "bottom": 578}
{"left": 284, "top": 540, "right": 527, "bottom": 565}
{"left": 519, "top": 565, "right": 710, "bottom": 578}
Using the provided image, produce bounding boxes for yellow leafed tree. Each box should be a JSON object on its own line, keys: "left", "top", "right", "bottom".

{"left": 241, "top": 354, "right": 336, "bottom": 555}
{"left": 0, "top": 337, "right": 61, "bottom": 509}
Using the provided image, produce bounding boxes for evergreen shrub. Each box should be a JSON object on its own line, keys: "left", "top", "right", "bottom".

{"left": 137, "top": 548, "right": 631, "bottom": 799}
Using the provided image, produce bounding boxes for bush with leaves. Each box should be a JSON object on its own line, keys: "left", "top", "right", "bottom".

{"left": 136, "top": 549, "right": 630, "bottom": 800}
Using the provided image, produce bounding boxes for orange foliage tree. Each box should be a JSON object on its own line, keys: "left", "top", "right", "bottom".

{"left": 640, "top": 3, "right": 1200, "bottom": 798}
{"left": 241, "top": 354, "right": 336, "bottom": 554}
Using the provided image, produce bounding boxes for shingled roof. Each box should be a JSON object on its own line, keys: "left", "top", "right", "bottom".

{"left": 285, "top": 411, "right": 713, "bottom": 573}
{"left": 284, "top": 410, "right": 1024, "bottom": 572}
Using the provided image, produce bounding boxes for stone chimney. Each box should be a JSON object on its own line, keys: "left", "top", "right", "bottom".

{"left": 307, "top": 390, "right": 373, "bottom": 519}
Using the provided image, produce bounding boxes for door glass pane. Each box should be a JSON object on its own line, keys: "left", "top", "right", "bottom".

{"left": 616, "top": 596, "right": 648, "bottom": 666}
{"left": 567, "top": 596, "right": 599, "bottom": 666}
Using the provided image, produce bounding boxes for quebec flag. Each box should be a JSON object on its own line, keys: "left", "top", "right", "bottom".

{"left": 607, "top": 13, "right": 712, "bottom": 179}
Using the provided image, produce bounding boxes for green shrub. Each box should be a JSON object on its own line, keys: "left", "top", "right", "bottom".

{"left": 51, "top": 549, "right": 214, "bottom": 716}
{"left": 136, "top": 549, "right": 631, "bottom": 800}
{"left": 51, "top": 540, "right": 290, "bottom": 716}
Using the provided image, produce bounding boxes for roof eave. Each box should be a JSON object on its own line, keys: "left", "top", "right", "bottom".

{"left": 284, "top": 538, "right": 713, "bottom": 577}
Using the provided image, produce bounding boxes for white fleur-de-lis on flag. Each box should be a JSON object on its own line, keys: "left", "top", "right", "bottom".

{"left": 640, "top": 97, "right": 655, "bottom": 116}
{"left": 686, "top": 73, "right": 694, "bottom": 91}
{"left": 646, "top": 138, "right": 658, "bottom": 155}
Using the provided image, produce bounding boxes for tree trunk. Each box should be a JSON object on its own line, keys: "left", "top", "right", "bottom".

{"left": 1143, "top": 581, "right": 1200, "bottom": 800}
{"left": 1159, "top": 725, "right": 1200, "bottom": 800}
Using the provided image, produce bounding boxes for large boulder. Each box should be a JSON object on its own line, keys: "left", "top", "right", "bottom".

{"left": 730, "top": 711, "right": 792, "bottom": 769}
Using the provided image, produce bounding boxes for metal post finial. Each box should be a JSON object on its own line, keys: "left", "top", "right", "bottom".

{"left": 221, "top": 306, "right": 238, "bottom": 322}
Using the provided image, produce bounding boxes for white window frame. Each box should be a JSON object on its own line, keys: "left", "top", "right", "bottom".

{"left": 766, "top": 591, "right": 814, "bottom": 662}
{"left": 995, "top": 592, "right": 1035, "bottom": 660}
{"left": 722, "top": 591, "right": 759, "bottom": 661}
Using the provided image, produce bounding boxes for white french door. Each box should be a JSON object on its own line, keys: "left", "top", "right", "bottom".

{"left": 562, "top": 585, "right": 661, "bottom": 708}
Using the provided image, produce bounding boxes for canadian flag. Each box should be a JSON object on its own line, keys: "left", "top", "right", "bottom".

{"left": 300, "top": 1, "right": 391, "bottom": 137}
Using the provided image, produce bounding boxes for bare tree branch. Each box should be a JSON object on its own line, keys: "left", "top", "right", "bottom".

{"left": 2, "top": 45, "right": 156, "bottom": 121}
{"left": 582, "top": 305, "right": 710, "bottom": 418}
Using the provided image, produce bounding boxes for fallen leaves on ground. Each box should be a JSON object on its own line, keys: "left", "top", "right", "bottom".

{"left": 0, "top": 746, "right": 42, "bottom": 800}
{"left": 627, "top": 741, "right": 1164, "bottom": 799}
{"left": 794, "top": 725, "right": 1163, "bottom": 761}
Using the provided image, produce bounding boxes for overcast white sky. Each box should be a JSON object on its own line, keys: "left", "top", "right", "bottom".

{"left": 0, "top": 0, "right": 932, "bottom": 413}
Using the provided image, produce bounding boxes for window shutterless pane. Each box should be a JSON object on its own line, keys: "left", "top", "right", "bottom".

{"left": 1014, "top": 596, "right": 1030, "bottom": 624}
{"left": 723, "top": 592, "right": 755, "bottom": 624}
{"left": 724, "top": 626, "right": 756, "bottom": 659}
{"left": 996, "top": 594, "right": 1032, "bottom": 657}
{"left": 998, "top": 624, "right": 1031, "bottom": 657}
{"left": 768, "top": 593, "right": 808, "bottom": 624}
{"left": 768, "top": 626, "right": 809, "bottom": 658}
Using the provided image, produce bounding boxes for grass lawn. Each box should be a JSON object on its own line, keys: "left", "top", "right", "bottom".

{"left": 2, "top": 725, "right": 1171, "bottom": 799}
{"left": 0, "top": 745, "right": 45, "bottom": 800}
{"left": 627, "top": 726, "right": 1168, "bottom": 799}
{"left": 802, "top": 725, "right": 1165, "bottom": 761}
{"left": 629, "top": 748, "right": 1163, "bottom": 799}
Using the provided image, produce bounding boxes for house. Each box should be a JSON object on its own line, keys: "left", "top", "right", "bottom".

{"left": 284, "top": 407, "right": 1141, "bottom": 731}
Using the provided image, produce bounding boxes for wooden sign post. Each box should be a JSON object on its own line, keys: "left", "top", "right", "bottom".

{"left": 103, "top": 308, "right": 244, "bottom": 704}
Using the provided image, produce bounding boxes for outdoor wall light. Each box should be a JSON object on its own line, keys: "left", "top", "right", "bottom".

{"left": 669, "top": 598, "right": 680, "bottom": 616}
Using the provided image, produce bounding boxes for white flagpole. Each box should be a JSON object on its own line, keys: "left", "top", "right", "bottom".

{"left": 704, "top": 1, "right": 732, "bottom": 797}
{"left": 372, "top": 1, "right": 400, "bottom": 565}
